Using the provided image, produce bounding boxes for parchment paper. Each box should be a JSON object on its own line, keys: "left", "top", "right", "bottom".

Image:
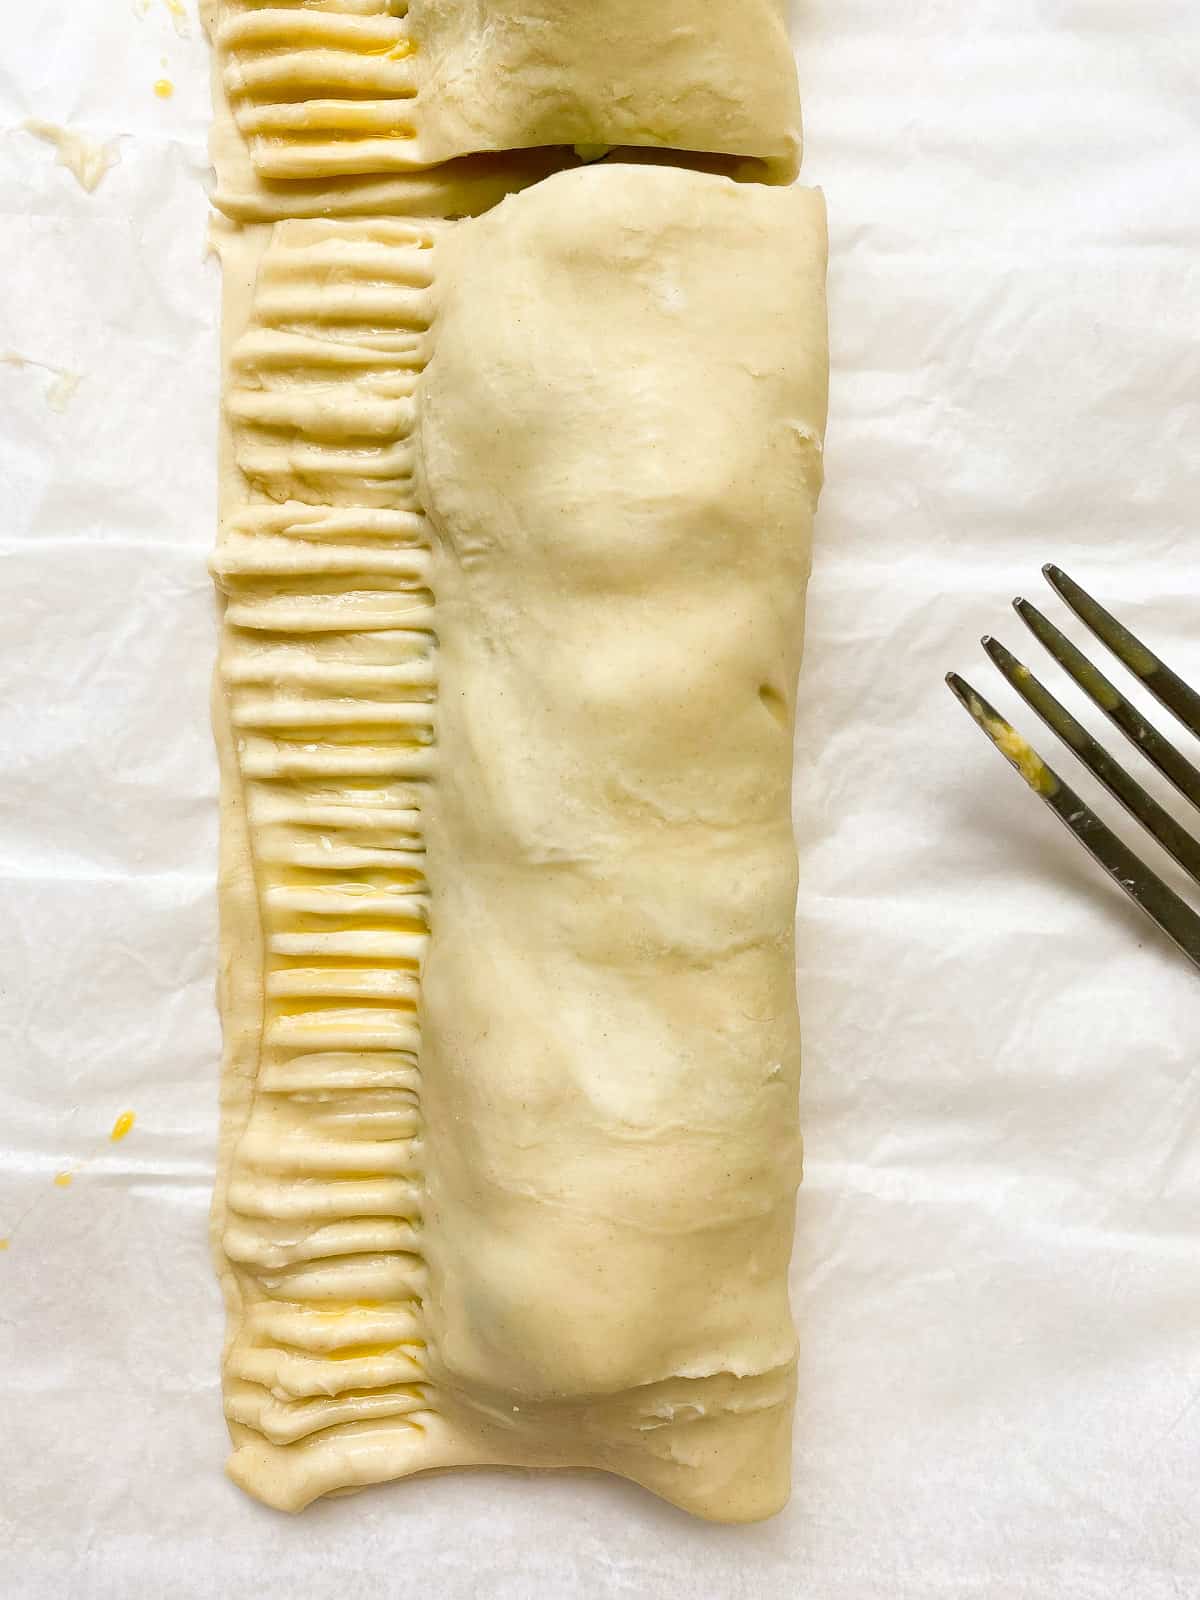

{"left": 1, "top": 2, "right": 1197, "bottom": 1595}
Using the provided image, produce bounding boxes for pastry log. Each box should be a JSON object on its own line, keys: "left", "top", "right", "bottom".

{"left": 211, "top": 163, "right": 827, "bottom": 1521}
{"left": 213, "top": 0, "right": 802, "bottom": 183}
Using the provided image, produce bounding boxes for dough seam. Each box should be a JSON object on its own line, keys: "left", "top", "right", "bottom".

{"left": 212, "top": 218, "right": 447, "bottom": 1494}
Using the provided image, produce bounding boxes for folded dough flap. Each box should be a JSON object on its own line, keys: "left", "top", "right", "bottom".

{"left": 417, "top": 164, "right": 828, "bottom": 1519}
{"left": 214, "top": 0, "right": 801, "bottom": 183}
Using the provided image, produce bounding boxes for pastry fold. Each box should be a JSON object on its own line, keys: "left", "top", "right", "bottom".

{"left": 212, "top": 163, "right": 826, "bottom": 1522}
{"left": 211, "top": 0, "right": 802, "bottom": 187}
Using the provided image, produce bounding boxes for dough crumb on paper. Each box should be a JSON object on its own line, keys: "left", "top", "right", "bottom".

{"left": 23, "top": 119, "right": 120, "bottom": 193}
{"left": 2, "top": 352, "right": 83, "bottom": 413}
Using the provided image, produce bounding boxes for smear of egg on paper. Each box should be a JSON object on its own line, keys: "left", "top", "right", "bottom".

{"left": 23, "top": 120, "right": 121, "bottom": 194}
{"left": 154, "top": 78, "right": 175, "bottom": 99}
{"left": 132, "top": 0, "right": 190, "bottom": 33}
{"left": 0, "top": 1108, "right": 138, "bottom": 1249}
{"left": 1, "top": 352, "right": 82, "bottom": 413}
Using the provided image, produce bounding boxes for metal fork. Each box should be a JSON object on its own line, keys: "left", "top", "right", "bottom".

{"left": 947, "top": 565, "right": 1200, "bottom": 973}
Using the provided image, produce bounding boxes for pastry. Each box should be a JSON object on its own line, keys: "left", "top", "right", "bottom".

{"left": 210, "top": 0, "right": 802, "bottom": 187}
{"left": 210, "top": 162, "right": 828, "bottom": 1521}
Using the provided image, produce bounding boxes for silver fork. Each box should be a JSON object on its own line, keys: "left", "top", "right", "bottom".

{"left": 947, "top": 565, "right": 1200, "bottom": 973}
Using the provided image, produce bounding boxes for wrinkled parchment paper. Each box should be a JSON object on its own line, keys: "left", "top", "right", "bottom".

{"left": 1, "top": 2, "right": 1197, "bottom": 1595}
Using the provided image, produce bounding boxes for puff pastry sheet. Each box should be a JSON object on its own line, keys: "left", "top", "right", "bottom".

{"left": 210, "top": 0, "right": 802, "bottom": 191}
{"left": 211, "top": 163, "right": 828, "bottom": 1521}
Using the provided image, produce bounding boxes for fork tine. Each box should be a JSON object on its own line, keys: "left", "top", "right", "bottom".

{"left": 946, "top": 673, "right": 1200, "bottom": 973}
{"left": 982, "top": 636, "right": 1200, "bottom": 889}
{"left": 1014, "top": 597, "right": 1200, "bottom": 814}
{"left": 1043, "top": 565, "right": 1200, "bottom": 741}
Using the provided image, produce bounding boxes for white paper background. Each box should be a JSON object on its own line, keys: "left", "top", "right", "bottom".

{"left": 1, "top": 2, "right": 1198, "bottom": 1595}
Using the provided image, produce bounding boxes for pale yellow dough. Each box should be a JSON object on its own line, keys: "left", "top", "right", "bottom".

{"left": 210, "top": 162, "right": 827, "bottom": 1521}
{"left": 210, "top": 0, "right": 801, "bottom": 186}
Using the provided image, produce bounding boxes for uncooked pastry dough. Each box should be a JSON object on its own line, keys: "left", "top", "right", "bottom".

{"left": 211, "top": 0, "right": 802, "bottom": 185}
{"left": 23, "top": 119, "right": 120, "bottom": 193}
{"left": 210, "top": 162, "right": 827, "bottom": 1521}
